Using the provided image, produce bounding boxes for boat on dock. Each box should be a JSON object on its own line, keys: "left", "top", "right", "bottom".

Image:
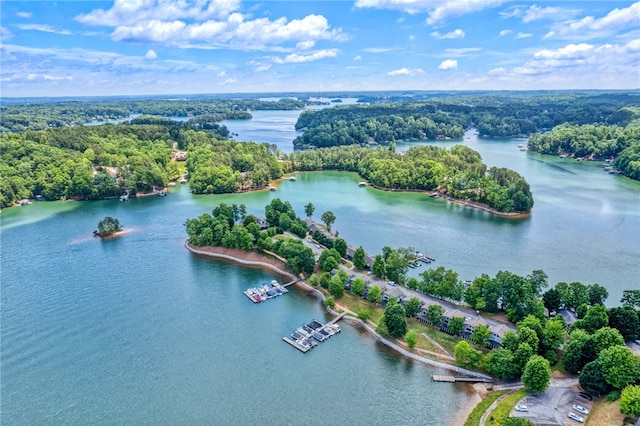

{"left": 243, "top": 280, "right": 288, "bottom": 303}
{"left": 283, "top": 319, "right": 341, "bottom": 353}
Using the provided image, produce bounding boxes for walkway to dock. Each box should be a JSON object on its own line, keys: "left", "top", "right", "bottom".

{"left": 283, "top": 278, "right": 302, "bottom": 287}
{"left": 432, "top": 375, "right": 494, "bottom": 383}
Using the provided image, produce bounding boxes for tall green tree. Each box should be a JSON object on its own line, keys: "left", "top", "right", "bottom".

{"left": 350, "top": 278, "right": 365, "bottom": 296}
{"left": 471, "top": 324, "right": 491, "bottom": 347}
{"left": 454, "top": 340, "right": 482, "bottom": 369}
{"left": 320, "top": 210, "right": 336, "bottom": 232}
{"left": 608, "top": 306, "right": 640, "bottom": 342}
{"left": 521, "top": 355, "right": 551, "bottom": 393}
{"left": 404, "top": 297, "right": 421, "bottom": 318}
{"left": 384, "top": 302, "right": 407, "bottom": 338}
{"left": 371, "top": 255, "right": 386, "bottom": 278}
{"left": 620, "top": 289, "right": 640, "bottom": 309}
{"left": 367, "top": 285, "right": 383, "bottom": 304}
{"left": 426, "top": 304, "right": 444, "bottom": 326}
{"left": 588, "top": 283, "right": 609, "bottom": 305}
{"left": 447, "top": 316, "right": 464, "bottom": 336}
{"left": 483, "top": 348, "right": 517, "bottom": 381}
{"left": 304, "top": 202, "right": 314, "bottom": 218}
{"left": 579, "top": 360, "right": 611, "bottom": 397}
{"left": 352, "top": 246, "right": 367, "bottom": 269}
{"left": 598, "top": 346, "right": 638, "bottom": 389}
{"left": 333, "top": 238, "right": 347, "bottom": 258}
{"left": 405, "top": 330, "right": 418, "bottom": 349}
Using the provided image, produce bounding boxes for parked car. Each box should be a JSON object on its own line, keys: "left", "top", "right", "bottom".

{"left": 578, "top": 392, "right": 593, "bottom": 401}
{"left": 573, "top": 404, "right": 589, "bottom": 415}
{"left": 568, "top": 412, "right": 584, "bottom": 423}
{"left": 515, "top": 404, "right": 528, "bottom": 412}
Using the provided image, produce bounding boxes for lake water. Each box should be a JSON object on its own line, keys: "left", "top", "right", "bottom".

{"left": 2, "top": 108, "right": 639, "bottom": 425}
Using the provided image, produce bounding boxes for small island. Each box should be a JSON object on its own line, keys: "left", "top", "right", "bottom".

{"left": 94, "top": 216, "right": 123, "bottom": 238}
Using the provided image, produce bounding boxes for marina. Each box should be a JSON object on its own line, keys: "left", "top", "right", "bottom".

{"left": 243, "top": 280, "right": 288, "bottom": 303}
{"left": 283, "top": 315, "right": 345, "bottom": 353}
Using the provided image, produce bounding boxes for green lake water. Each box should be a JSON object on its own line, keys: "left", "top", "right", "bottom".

{"left": 1, "top": 112, "right": 639, "bottom": 425}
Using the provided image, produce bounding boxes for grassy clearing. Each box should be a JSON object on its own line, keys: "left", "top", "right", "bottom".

{"left": 487, "top": 389, "right": 530, "bottom": 425}
{"left": 338, "top": 292, "right": 385, "bottom": 323}
{"left": 586, "top": 398, "right": 626, "bottom": 426}
{"left": 464, "top": 391, "right": 507, "bottom": 426}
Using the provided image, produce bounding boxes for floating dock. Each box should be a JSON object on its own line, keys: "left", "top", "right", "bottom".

{"left": 283, "top": 316, "right": 344, "bottom": 353}
{"left": 432, "top": 375, "right": 493, "bottom": 383}
{"left": 244, "top": 280, "right": 288, "bottom": 303}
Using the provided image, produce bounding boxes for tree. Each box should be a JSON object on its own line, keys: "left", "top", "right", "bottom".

{"left": 608, "top": 306, "right": 640, "bottom": 342}
{"left": 517, "top": 326, "right": 540, "bottom": 353}
{"left": 543, "top": 319, "right": 566, "bottom": 351}
{"left": 384, "top": 303, "right": 407, "bottom": 338}
{"left": 95, "top": 216, "right": 122, "bottom": 237}
{"left": 620, "top": 385, "right": 640, "bottom": 416}
{"left": 350, "top": 277, "right": 365, "bottom": 296}
{"left": 371, "top": 255, "right": 386, "bottom": 278}
{"left": 448, "top": 316, "right": 464, "bottom": 336}
{"left": 321, "top": 210, "right": 336, "bottom": 232}
{"left": 454, "top": 340, "right": 482, "bottom": 369}
{"left": 324, "top": 296, "right": 335, "bottom": 308}
{"left": 563, "top": 329, "right": 591, "bottom": 373}
{"left": 521, "top": 355, "right": 551, "bottom": 393}
{"left": 352, "top": 246, "right": 367, "bottom": 269}
{"left": 514, "top": 342, "right": 535, "bottom": 375}
{"left": 543, "top": 288, "right": 562, "bottom": 313}
{"left": 304, "top": 202, "right": 314, "bottom": 218}
{"left": 566, "top": 282, "right": 589, "bottom": 310}
{"left": 483, "top": 348, "right": 517, "bottom": 381}
{"left": 591, "top": 327, "right": 625, "bottom": 354}
{"left": 333, "top": 238, "right": 347, "bottom": 258}
{"left": 621, "top": 289, "right": 640, "bottom": 309}
{"left": 471, "top": 324, "right": 490, "bottom": 347}
{"left": 405, "top": 330, "right": 417, "bottom": 349}
{"left": 579, "top": 361, "right": 611, "bottom": 397}
{"left": 426, "top": 304, "right": 444, "bottom": 327}
{"left": 328, "top": 275, "right": 345, "bottom": 298}
{"left": 579, "top": 304, "right": 609, "bottom": 334}
{"left": 588, "top": 283, "right": 609, "bottom": 305}
{"left": 367, "top": 285, "right": 383, "bottom": 304}
{"left": 357, "top": 309, "right": 370, "bottom": 321}
{"left": 404, "top": 297, "right": 421, "bottom": 318}
{"left": 598, "top": 346, "right": 638, "bottom": 389}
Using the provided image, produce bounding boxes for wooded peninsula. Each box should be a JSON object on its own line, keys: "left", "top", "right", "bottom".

{"left": 2, "top": 91, "right": 638, "bottom": 210}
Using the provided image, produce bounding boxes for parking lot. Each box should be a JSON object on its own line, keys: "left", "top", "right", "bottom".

{"left": 510, "top": 386, "right": 593, "bottom": 425}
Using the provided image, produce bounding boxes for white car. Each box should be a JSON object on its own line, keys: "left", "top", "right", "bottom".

{"left": 573, "top": 404, "right": 589, "bottom": 415}
{"left": 514, "top": 404, "right": 528, "bottom": 412}
{"left": 568, "top": 412, "right": 584, "bottom": 423}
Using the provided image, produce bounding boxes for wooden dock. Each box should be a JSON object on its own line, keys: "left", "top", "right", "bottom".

{"left": 283, "top": 278, "right": 302, "bottom": 288}
{"left": 283, "top": 315, "right": 346, "bottom": 353}
{"left": 432, "top": 375, "right": 493, "bottom": 383}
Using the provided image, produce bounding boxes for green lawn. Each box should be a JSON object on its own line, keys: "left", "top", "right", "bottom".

{"left": 464, "top": 391, "right": 508, "bottom": 426}
{"left": 487, "top": 389, "right": 530, "bottom": 425}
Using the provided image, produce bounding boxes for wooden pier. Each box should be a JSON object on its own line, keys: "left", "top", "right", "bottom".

{"left": 283, "top": 278, "right": 302, "bottom": 287}
{"left": 432, "top": 375, "right": 493, "bottom": 383}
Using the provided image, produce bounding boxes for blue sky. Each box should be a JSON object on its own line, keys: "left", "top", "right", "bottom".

{"left": 1, "top": 0, "right": 639, "bottom": 97}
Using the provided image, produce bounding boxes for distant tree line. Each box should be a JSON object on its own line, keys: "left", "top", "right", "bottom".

{"left": 293, "top": 93, "right": 640, "bottom": 149}
{"left": 0, "top": 98, "right": 306, "bottom": 133}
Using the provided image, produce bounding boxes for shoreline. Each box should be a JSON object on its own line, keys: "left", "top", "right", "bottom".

{"left": 184, "top": 241, "right": 492, "bottom": 381}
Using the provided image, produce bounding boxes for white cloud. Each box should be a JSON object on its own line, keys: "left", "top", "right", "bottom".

{"left": 18, "top": 24, "right": 72, "bottom": 35}
{"left": 16, "top": 12, "right": 32, "bottom": 19}
{"left": 430, "top": 29, "right": 465, "bottom": 40}
{"left": 544, "top": 2, "right": 640, "bottom": 40}
{"left": 76, "top": 0, "right": 241, "bottom": 26}
{"left": 510, "top": 40, "right": 640, "bottom": 77}
{"left": 145, "top": 49, "right": 158, "bottom": 60}
{"left": 353, "top": 55, "right": 362, "bottom": 61}
{"left": 489, "top": 67, "right": 506, "bottom": 75}
{"left": 1, "top": 26, "right": 14, "bottom": 40}
{"left": 77, "top": 2, "right": 345, "bottom": 52}
{"left": 364, "top": 47, "right": 392, "bottom": 53}
{"left": 444, "top": 47, "right": 482, "bottom": 56}
{"left": 515, "top": 32, "right": 532, "bottom": 39}
{"left": 500, "top": 5, "right": 581, "bottom": 23}
{"left": 438, "top": 59, "right": 458, "bottom": 70}
{"left": 499, "top": 29, "right": 512, "bottom": 37}
{"left": 386, "top": 67, "right": 425, "bottom": 76}
{"left": 272, "top": 49, "right": 337, "bottom": 64}
{"left": 354, "top": 0, "right": 506, "bottom": 24}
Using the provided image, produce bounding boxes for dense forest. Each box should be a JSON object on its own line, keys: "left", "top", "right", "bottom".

{"left": 291, "top": 144, "right": 533, "bottom": 213}
{"left": 0, "top": 98, "right": 306, "bottom": 133}
{"left": 527, "top": 120, "right": 640, "bottom": 179}
{"left": 292, "top": 93, "right": 640, "bottom": 148}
